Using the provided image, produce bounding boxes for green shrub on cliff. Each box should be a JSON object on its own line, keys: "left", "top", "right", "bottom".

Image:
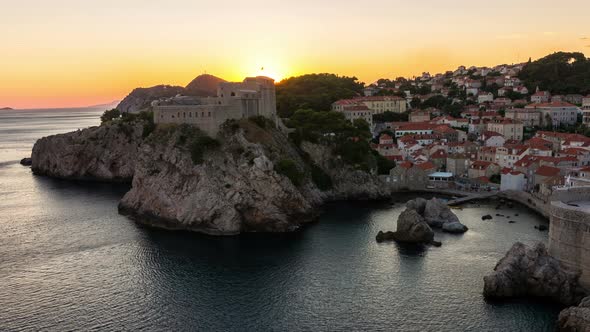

{"left": 101, "top": 109, "right": 121, "bottom": 123}
{"left": 274, "top": 159, "right": 304, "bottom": 186}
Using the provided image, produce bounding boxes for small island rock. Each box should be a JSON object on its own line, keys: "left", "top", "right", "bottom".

{"left": 20, "top": 157, "right": 32, "bottom": 166}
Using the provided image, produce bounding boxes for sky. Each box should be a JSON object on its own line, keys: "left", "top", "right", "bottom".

{"left": 1, "top": 0, "right": 589, "bottom": 109}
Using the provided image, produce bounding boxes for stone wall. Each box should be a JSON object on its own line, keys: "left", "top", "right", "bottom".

{"left": 549, "top": 186, "right": 590, "bottom": 289}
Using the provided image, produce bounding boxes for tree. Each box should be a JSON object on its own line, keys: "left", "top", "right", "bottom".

{"left": 275, "top": 74, "right": 364, "bottom": 117}
{"left": 101, "top": 109, "right": 121, "bottom": 123}
{"left": 518, "top": 52, "right": 590, "bottom": 95}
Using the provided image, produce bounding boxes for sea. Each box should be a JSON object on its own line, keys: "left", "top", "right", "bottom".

{"left": 0, "top": 107, "right": 561, "bottom": 331}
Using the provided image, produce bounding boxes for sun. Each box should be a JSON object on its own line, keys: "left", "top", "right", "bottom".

{"left": 239, "top": 55, "right": 290, "bottom": 82}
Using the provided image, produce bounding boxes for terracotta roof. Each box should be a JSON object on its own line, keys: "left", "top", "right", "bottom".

{"left": 535, "top": 165, "right": 560, "bottom": 177}
{"left": 430, "top": 150, "right": 447, "bottom": 159}
{"left": 399, "top": 161, "right": 413, "bottom": 169}
{"left": 470, "top": 160, "right": 496, "bottom": 169}
{"left": 397, "top": 123, "right": 437, "bottom": 131}
{"left": 416, "top": 161, "right": 436, "bottom": 170}
{"left": 483, "top": 131, "right": 503, "bottom": 138}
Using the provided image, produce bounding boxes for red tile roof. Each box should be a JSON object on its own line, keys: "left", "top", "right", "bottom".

{"left": 535, "top": 165, "right": 560, "bottom": 177}
{"left": 417, "top": 161, "right": 436, "bottom": 170}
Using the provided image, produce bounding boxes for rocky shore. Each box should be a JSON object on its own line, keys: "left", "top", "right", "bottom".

{"left": 32, "top": 121, "right": 145, "bottom": 182}
{"left": 484, "top": 242, "right": 589, "bottom": 331}
{"left": 32, "top": 119, "right": 389, "bottom": 235}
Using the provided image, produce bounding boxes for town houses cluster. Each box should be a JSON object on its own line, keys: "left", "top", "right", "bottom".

{"left": 332, "top": 63, "right": 590, "bottom": 198}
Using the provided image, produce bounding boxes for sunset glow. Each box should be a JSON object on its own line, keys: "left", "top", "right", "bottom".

{"left": 1, "top": 0, "right": 589, "bottom": 109}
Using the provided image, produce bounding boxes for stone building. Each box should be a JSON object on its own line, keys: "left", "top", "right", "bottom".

{"left": 153, "top": 76, "right": 277, "bottom": 136}
{"left": 486, "top": 118, "right": 524, "bottom": 141}
{"left": 332, "top": 96, "right": 407, "bottom": 114}
{"left": 505, "top": 108, "right": 541, "bottom": 127}
{"left": 549, "top": 186, "right": 590, "bottom": 288}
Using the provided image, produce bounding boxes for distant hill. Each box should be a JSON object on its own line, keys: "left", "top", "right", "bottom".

{"left": 86, "top": 100, "right": 120, "bottom": 109}
{"left": 519, "top": 52, "right": 590, "bottom": 95}
{"left": 185, "top": 74, "right": 225, "bottom": 96}
{"left": 116, "top": 74, "right": 226, "bottom": 113}
{"left": 116, "top": 85, "right": 187, "bottom": 113}
{"left": 0, "top": 107, "right": 14, "bottom": 110}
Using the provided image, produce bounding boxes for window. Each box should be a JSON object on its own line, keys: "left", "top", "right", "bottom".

{"left": 208, "top": 112, "right": 211, "bottom": 117}
{"left": 231, "top": 92, "right": 235, "bottom": 96}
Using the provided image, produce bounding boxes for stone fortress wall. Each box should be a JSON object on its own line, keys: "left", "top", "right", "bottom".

{"left": 153, "top": 76, "right": 276, "bottom": 136}
{"left": 549, "top": 186, "right": 590, "bottom": 289}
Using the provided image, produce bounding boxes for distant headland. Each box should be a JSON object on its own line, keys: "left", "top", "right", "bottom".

{"left": 0, "top": 107, "right": 14, "bottom": 110}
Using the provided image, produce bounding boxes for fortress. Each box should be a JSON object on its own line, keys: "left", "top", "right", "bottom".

{"left": 153, "top": 76, "right": 277, "bottom": 136}
{"left": 549, "top": 186, "right": 590, "bottom": 289}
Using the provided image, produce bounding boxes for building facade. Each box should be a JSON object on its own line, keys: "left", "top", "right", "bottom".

{"left": 153, "top": 76, "right": 276, "bottom": 136}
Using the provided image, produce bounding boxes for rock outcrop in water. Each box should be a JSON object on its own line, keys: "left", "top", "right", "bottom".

{"left": 483, "top": 242, "right": 586, "bottom": 306}
{"left": 376, "top": 209, "right": 436, "bottom": 245}
{"left": 407, "top": 198, "right": 468, "bottom": 233}
{"left": 558, "top": 296, "right": 590, "bottom": 332}
{"left": 32, "top": 118, "right": 389, "bottom": 234}
{"left": 376, "top": 197, "right": 467, "bottom": 245}
{"left": 31, "top": 121, "right": 146, "bottom": 182}
{"left": 20, "top": 157, "right": 32, "bottom": 166}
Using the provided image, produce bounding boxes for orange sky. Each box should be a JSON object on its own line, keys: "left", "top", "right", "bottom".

{"left": 1, "top": 0, "right": 589, "bottom": 109}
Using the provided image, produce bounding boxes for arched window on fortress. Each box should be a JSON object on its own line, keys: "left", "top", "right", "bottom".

{"left": 189, "top": 112, "right": 192, "bottom": 118}
{"left": 183, "top": 112, "right": 186, "bottom": 118}
{"left": 202, "top": 112, "right": 204, "bottom": 117}
{"left": 231, "top": 92, "right": 235, "bottom": 96}
{"left": 208, "top": 112, "right": 211, "bottom": 117}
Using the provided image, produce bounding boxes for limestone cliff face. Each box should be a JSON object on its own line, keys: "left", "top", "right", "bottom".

{"left": 300, "top": 141, "right": 389, "bottom": 200}
{"left": 118, "top": 123, "right": 320, "bottom": 234}
{"left": 31, "top": 119, "right": 389, "bottom": 234}
{"left": 31, "top": 121, "right": 145, "bottom": 182}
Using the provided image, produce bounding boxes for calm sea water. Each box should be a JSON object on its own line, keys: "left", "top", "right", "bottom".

{"left": 0, "top": 108, "right": 559, "bottom": 331}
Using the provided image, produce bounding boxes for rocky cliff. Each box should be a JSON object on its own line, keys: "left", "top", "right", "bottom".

{"left": 483, "top": 242, "right": 586, "bottom": 306}
{"left": 32, "top": 121, "right": 147, "bottom": 182}
{"left": 32, "top": 118, "right": 389, "bottom": 234}
{"left": 558, "top": 296, "right": 590, "bottom": 332}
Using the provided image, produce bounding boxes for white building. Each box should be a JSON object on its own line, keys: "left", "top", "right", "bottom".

{"left": 501, "top": 170, "right": 526, "bottom": 191}
{"left": 478, "top": 92, "right": 494, "bottom": 104}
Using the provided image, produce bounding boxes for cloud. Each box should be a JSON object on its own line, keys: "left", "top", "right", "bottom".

{"left": 586, "top": 45, "right": 590, "bottom": 48}
{"left": 581, "top": 37, "right": 589, "bottom": 40}
{"left": 543, "top": 31, "right": 556, "bottom": 36}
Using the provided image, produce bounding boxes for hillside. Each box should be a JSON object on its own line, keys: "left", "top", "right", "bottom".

{"left": 518, "top": 52, "right": 590, "bottom": 95}
{"left": 185, "top": 74, "right": 226, "bottom": 96}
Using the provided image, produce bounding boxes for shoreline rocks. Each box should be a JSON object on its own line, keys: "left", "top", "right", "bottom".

{"left": 31, "top": 121, "right": 145, "bottom": 182}
{"left": 376, "top": 197, "right": 467, "bottom": 246}
{"left": 558, "top": 296, "right": 590, "bottom": 331}
{"left": 409, "top": 198, "right": 468, "bottom": 233}
{"left": 19, "top": 157, "right": 32, "bottom": 166}
{"left": 483, "top": 242, "right": 586, "bottom": 307}
{"left": 33, "top": 119, "right": 390, "bottom": 235}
